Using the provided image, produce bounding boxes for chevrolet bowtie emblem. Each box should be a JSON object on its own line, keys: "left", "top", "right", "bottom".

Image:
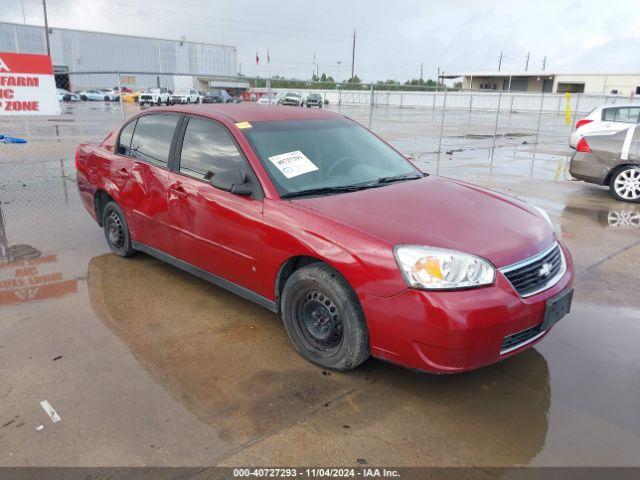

{"left": 538, "top": 262, "right": 552, "bottom": 278}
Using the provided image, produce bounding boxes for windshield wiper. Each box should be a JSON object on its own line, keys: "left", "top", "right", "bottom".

{"left": 281, "top": 184, "right": 374, "bottom": 199}
{"left": 374, "top": 173, "right": 424, "bottom": 184}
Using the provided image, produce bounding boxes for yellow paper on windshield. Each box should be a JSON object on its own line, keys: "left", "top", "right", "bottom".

{"left": 235, "top": 121, "right": 252, "bottom": 129}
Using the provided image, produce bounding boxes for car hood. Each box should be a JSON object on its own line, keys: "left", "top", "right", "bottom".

{"left": 292, "top": 176, "right": 554, "bottom": 268}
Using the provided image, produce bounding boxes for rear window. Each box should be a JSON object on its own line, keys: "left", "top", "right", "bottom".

{"left": 130, "top": 114, "right": 181, "bottom": 167}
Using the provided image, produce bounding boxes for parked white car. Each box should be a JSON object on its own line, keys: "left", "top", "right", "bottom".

{"left": 78, "top": 89, "right": 108, "bottom": 101}
{"left": 99, "top": 89, "right": 120, "bottom": 101}
{"left": 138, "top": 87, "right": 171, "bottom": 106}
{"left": 257, "top": 93, "right": 278, "bottom": 105}
{"left": 170, "top": 89, "right": 200, "bottom": 104}
{"left": 570, "top": 104, "right": 640, "bottom": 148}
{"left": 57, "top": 88, "right": 80, "bottom": 102}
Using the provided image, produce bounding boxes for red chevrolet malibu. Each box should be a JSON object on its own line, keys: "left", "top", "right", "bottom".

{"left": 76, "top": 104, "right": 574, "bottom": 374}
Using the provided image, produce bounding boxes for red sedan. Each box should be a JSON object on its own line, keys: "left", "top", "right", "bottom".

{"left": 76, "top": 104, "right": 574, "bottom": 374}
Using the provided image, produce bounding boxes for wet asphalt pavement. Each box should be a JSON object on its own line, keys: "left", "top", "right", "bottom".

{"left": 0, "top": 102, "right": 639, "bottom": 468}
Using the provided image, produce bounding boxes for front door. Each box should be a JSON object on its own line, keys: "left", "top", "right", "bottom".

{"left": 167, "top": 116, "right": 263, "bottom": 293}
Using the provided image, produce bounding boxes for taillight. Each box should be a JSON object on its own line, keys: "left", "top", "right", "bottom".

{"left": 576, "top": 137, "right": 591, "bottom": 153}
{"left": 575, "top": 119, "right": 593, "bottom": 129}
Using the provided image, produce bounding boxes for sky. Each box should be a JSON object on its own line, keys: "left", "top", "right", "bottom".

{"left": 2, "top": 0, "right": 639, "bottom": 82}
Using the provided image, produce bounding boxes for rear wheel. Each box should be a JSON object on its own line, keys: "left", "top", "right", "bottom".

{"left": 102, "top": 201, "right": 135, "bottom": 257}
{"left": 610, "top": 166, "right": 640, "bottom": 203}
{"left": 281, "top": 263, "right": 369, "bottom": 371}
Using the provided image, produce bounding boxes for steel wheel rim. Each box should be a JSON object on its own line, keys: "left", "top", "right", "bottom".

{"left": 614, "top": 169, "right": 640, "bottom": 200}
{"left": 106, "top": 211, "right": 125, "bottom": 249}
{"left": 293, "top": 289, "right": 343, "bottom": 355}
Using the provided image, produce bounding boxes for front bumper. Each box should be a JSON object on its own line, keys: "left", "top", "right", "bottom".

{"left": 361, "top": 243, "right": 574, "bottom": 374}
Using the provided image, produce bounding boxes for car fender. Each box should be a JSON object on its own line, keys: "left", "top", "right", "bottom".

{"left": 262, "top": 200, "right": 407, "bottom": 303}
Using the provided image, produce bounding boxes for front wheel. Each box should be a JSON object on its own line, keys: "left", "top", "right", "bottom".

{"left": 610, "top": 166, "right": 640, "bottom": 203}
{"left": 102, "top": 201, "right": 135, "bottom": 257}
{"left": 281, "top": 263, "right": 370, "bottom": 371}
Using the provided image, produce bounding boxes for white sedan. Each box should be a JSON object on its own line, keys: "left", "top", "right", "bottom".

{"left": 57, "top": 88, "right": 80, "bottom": 102}
{"left": 257, "top": 93, "right": 278, "bottom": 105}
{"left": 570, "top": 104, "right": 640, "bottom": 148}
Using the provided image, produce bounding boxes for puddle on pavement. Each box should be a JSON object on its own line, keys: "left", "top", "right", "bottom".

{"left": 82, "top": 249, "right": 640, "bottom": 466}
{"left": 86, "top": 252, "right": 373, "bottom": 444}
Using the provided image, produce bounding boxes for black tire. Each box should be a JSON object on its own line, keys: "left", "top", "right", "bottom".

{"left": 281, "top": 263, "right": 369, "bottom": 371}
{"left": 102, "top": 201, "right": 135, "bottom": 257}
{"left": 156, "top": 98, "right": 162, "bottom": 106}
{"left": 609, "top": 165, "right": 640, "bottom": 203}
{"left": 81, "top": 95, "right": 88, "bottom": 101}
{"left": 104, "top": 96, "right": 110, "bottom": 101}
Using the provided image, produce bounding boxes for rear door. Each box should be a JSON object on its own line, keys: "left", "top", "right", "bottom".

{"left": 128, "top": 113, "right": 182, "bottom": 255}
{"left": 167, "top": 115, "right": 263, "bottom": 292}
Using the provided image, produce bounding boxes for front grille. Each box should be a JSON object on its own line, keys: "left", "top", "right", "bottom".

{"left": 501, "top": 323, "right": 543, "bottom": 353}
{"left": 501, "top": 243, "right": 565, "bottom": 297}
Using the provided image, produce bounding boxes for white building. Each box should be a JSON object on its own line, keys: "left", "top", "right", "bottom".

{"left": 441, "top": 71, "right": 640, "bottom": 96}
{"left": 0, "top": 21, "right": 247, "bottom": 92}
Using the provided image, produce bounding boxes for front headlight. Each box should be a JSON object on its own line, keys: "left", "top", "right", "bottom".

{"left": 394, "top": 246, "right": 495, "bottom": 290}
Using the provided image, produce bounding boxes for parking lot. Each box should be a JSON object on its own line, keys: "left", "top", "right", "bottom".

{"left": 1, "top": 101, "right": 639, "bottom": 469}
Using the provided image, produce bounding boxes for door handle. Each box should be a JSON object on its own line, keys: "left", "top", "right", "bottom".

{"left": 168, "top": 183, "right": 188, "bottom": 199}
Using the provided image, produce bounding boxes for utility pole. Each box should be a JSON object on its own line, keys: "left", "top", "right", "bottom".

{"left": 21, "top": 0, "right": 27, "bottom": 23}
{"left": 350, "top": 29, "right": 356, "bottom": 81}
{"left": 542, "top": 56, "right": 546, "bottom": 71}
{"left": 437, "top": 67, "right": 440, "bottom": 85}
{"left": 525, "top": 51, "right": 530, "bottom": 71}
{"left": 420, "top": 62, "right": 423, "bottom": 83}
{"left": 498, "top": 51, "right": 503, "bottom": 71}
{"left": 42, "top": 0, "right": 51, "bottom": 57}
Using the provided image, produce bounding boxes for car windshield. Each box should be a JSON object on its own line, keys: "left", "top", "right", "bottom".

{"left": 175, "top": 89, "right": 190, "bottom": 94}
{"left": 286, "top": 93, "right": 300, "bottom": 97}
{"left": 243, "top": 118, "right": 421, "bottom": 197}
{"left": 207, "top": 90, "right": 221, "bottom": 95}
{"left": 309, "top": 94, "right": 320, "bottom": 99}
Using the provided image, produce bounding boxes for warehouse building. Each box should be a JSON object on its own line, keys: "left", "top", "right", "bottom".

{"left": 0, "top": 21, "right": 247, "bottom": 92}
{"left": 441, "top": 71, "right": 640, "bottom": 96}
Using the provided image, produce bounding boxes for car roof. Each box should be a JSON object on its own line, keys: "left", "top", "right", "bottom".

{"left": 599, "top": 103, "right": 640, "bottom": 109}
{"left": 152, "top": 104, "right": 342, "bottom": 122}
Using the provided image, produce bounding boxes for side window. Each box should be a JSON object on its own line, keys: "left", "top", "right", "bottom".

{"left": 179, "top": 117, "right": 247, "bottom": 178}
{"left": 622, "top": 107, "right": 640, "bottom": 123}
{"left": 602, "top": 108, "right": 616, "bottom": 121}
{"left": 117, "top": 119, "right": 137, "bottom": 156}
{"left": 130, "top": 114, "right": 180, "bottom": 167}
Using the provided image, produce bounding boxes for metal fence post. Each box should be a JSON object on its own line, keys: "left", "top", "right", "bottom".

{"left": 532, "top": 91, "right": 545, "bottom": 177}
{"left": 467, "top": 93, "right": 473, "bottom": 125}
{"left": 574, "top": 93, "right": 581, "bottom": 123}
{"left": 436, "top": 88, "right": 448, "bottom": 174}
{"left": 489, "top": 90, "right": 503, "bottom": 175}
{"left": 556, "top": 95, "right": 562, "bottom": 116}
{"left": 117, "top": 72, "right": 125, "bottom": 120}
{"left": 400, "top": 93, "right": 403, "bottom": 108}
{"left": 368, "top": 83, "right": 374, "bottom": 129}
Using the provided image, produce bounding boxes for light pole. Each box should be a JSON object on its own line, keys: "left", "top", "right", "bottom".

{"left": 336, "top": 60, "right": 342, "bottom": 106}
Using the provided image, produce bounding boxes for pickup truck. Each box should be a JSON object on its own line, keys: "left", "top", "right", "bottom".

{"left": 138, "top": 87, "right": 171, "bottom": 106}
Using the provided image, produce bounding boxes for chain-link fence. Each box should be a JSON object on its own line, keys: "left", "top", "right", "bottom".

{"left": 3, "top": 70, "right": 640, "bottom": 296}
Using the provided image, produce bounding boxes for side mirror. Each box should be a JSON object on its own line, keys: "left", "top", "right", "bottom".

{"left": 210, "top": 169, "right": 253, "bottom": 196}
